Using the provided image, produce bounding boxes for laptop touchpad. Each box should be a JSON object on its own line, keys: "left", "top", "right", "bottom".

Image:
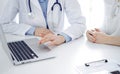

{"left": 24, "top": 38, "right": 51, "bottom": 53}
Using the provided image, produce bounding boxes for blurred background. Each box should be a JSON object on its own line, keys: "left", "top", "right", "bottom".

{"left": 78, "top": 0, "right": 105, "bottom": 29}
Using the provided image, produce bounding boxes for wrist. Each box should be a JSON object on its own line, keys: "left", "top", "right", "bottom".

{"left": 57, "top": 33, "right": 72, "bottom": 43}
{"left": 25, "top": 27, "right": 35, "bottom": 35}
{"left": 57, "top": 34, "right": 66, "bottom": 43}
{"left": 34, "top": 27, "right": 41, "bottom": 36}
{"left": 34, "top": 27, "right": 38, "bottom": 36}
{"left": 105, "top": 35, "right": 112, "bottom": 44}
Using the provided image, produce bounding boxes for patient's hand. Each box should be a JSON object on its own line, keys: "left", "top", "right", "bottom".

{"left": 92, "top": 31, "right": 110, "bottom": 44}
{"left": 86, "top": 28, "right": 110, "bottom": 44}
{"left": 86, "top": 29, "right": 96, "bottom": 43}
{"left": 34, "top": 27, "right": 53, "bottom": 37}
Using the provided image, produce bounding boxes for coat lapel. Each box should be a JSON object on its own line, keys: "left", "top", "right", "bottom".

{"left": 31, "top": 0, "right": 41, "bottom": 11}
{"left": 30, "top": 0, "right": 47, "bottom": 27}
{"left": 31, "top": 0, "right": 55, "bottom": 14}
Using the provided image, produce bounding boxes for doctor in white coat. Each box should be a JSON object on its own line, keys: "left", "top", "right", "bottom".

{"left": 86, "top": 0, "right": 120, "bottom": 46}
{"left": 0, "top": 0, "right": 86, "bottom": 45}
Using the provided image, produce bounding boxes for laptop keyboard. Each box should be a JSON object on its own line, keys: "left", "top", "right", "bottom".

{"left": 7, "top": 41, "right": 38, "bottom": 62}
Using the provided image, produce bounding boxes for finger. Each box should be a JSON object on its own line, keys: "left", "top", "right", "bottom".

{"left": 95, "top": 28, "right": 100, "bottom": 32}
{"left": 39, "top": 33, "right": 45, "bottom": 37}
{"left": 39, "top": 37, "right": 51, "bottom": 44}
{"left": 87, "top": 30, "right": 92, "bottom": 34}
{"left": 87, "top": 34, "right": 96, "bottom": 42}
{"left": 86, "top": 30, "right": 97, "bottom": 42}
{"left": 48, "top": 36, "right": 64, "bottom": 46}
{"left": 86, "top": 30, "right": 93, "bottom": 37}
{"left": 39, "top": 34, "right": 55, "bottom": 44}
{"left": 48, "top": 42, "right": 56, "bottom": 46}
{"left": 48, "top": 40, "right": 60, "bottom": 46}
{"left": 89, "top": 31, "right": 97, "bottom": 37}
{"left": 91, "top": 29, "right": 95, "bottom": 32}
{"left": 87, "top": 30, "right": 95, "bottom": 37}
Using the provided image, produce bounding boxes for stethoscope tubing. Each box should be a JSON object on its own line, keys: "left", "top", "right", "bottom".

{"left": 28, "top": 0, "right": 62, "bottom": 14}
{"left": 51, "top": 0, "right": 62, "bottom": 11}
{"left": 27, "top": 0, "right": 63, "bottom": 29}
{"left": 28, "top": 0, "right": 32, "bottom": 13}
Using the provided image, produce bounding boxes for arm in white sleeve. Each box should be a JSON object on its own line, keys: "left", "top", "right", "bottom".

{"left": 58, "top": 32, "right": 72, "bottom": 43}
{"left": 63, "top": 0, "right": 86, "bottom": 40}
{"left": 0, "top": 0, "right": 31, "bottom": 35}
{"left": 25, "top": 27, "right": 36, "bottom": 35}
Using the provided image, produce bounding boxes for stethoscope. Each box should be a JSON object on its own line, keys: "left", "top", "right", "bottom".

{"left": 111, "top": 0, "right": 120, "bottom": 18}
{"left": 28, "top": 0, "right": 62, "bottom": 16}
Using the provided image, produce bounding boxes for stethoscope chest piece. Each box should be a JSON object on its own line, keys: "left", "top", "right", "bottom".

{"left": 27, "top": 0, "right": 62, "bottom": 18}
{"left": 28, "top": 12, "right": 34, "bottom": 18}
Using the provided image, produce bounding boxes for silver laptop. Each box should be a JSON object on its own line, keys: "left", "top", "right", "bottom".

{"left": 0, "top": 25, "right": 55, "bottom": 65}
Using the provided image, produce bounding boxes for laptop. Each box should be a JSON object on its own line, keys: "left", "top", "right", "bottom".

{"left": 0, "top": 25, "right": 55, "bottom": 65}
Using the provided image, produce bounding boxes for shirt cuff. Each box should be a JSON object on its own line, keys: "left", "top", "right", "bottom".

{"left": 25, "top": 27, "right": 36, "bottom": 35}
{"left": 58, "top": 32, "right": 72, "bottom": 43}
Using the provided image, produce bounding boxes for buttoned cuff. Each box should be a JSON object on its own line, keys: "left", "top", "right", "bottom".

{"left": 58, "top": 32, "right": 72, "bottom": 43}
{"left": 25, "top": 27, "right": 36, "bottom": 35}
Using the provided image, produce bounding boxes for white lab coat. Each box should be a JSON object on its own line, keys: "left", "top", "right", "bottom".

{"left": 102, "top": 0, "right": 120, "bottom": 36}
{"left": 0, "top": 0, "right": 86, "bottom": 40}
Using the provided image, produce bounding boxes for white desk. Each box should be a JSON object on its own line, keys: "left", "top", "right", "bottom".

{"left": 0, "top": 34, "right": 120, "bottom": 74}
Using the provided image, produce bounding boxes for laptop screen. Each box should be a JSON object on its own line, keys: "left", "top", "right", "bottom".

{"left": 0, "top": 24, "right": 13, "bottom": 63}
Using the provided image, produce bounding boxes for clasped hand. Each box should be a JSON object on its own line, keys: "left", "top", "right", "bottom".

{"left": 34, "top": 27, "right": 65, "bottom": 46}
{"left": 86, "top": 28, "right": 110, "bottom": 44}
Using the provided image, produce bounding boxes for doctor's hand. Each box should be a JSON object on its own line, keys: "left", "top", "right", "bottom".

{"left": 34, "top": 27, "right": 53, "bottom": 37}
{"left": 39, "top": 33, "right": 65, "bottom": 46}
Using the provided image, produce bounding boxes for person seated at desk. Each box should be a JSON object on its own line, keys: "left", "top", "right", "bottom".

{"left": 0, "top": 0, "right": 86, "bottom": 46}
{"left": 86, "top": 0, "right": 120, "bottom": 46}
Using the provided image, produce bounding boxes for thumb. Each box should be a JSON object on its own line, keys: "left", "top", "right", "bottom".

{"left": 95, "top": 28, "right": 100, "bottom": 32}
{"left": 48, "top": 41, "right": 56, "bottom": 46}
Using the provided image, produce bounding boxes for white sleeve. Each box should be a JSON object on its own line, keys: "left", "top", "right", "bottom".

{"left": 63, "top": 0, "right": 86, "bottom": 40}
{"left": 0, "top": 0, "right": 31, "bottom": 35}
{"left": 111, "top": 23, "right": 120, "bottom": 36}
{"left": 100, "top": 0, "right": 115, "bottom": 34}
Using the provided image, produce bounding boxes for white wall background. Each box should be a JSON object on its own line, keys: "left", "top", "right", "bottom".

{"left": 78, "top": 0, "right": 104, "bottom": 29}
{"left": 64, "top": 0, "right": 105, "bottom": 30}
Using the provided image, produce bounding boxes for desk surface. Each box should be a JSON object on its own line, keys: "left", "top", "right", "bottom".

{"left": 0, "top": 34, "right": 120, "bottom": 74}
